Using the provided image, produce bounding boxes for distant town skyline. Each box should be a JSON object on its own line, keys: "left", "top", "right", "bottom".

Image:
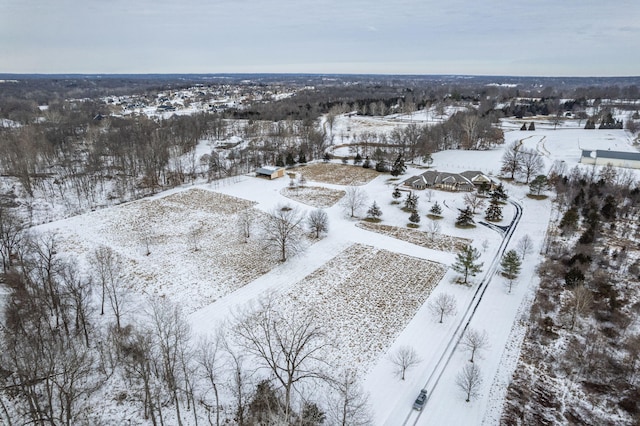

{"left": 1, "top": 0, "right": 638, "bottom": 76}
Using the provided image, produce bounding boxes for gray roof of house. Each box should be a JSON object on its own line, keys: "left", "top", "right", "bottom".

{"left": 581, "top": 150, "right": 640, "bottom": 161}
{"left": 403, "top": 170, "right": 477, "bottom": 187}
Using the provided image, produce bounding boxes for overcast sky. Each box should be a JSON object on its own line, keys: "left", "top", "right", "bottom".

{"left": 1, "top": 0, "right": 638, "bottom": 76}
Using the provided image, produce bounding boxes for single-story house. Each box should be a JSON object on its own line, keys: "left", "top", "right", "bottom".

{"left": 580, "top": 150, "right": 640, "bottom": 170}
{"left": 402, "top": 170, "right": 493, "bottom": 192}
{"left": 256, "top": 166, "right": 285, "bottom": 179}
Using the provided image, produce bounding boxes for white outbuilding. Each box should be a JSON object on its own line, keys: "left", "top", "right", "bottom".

{"left": 580, "top": 150, "right": 640, "bottom": 170}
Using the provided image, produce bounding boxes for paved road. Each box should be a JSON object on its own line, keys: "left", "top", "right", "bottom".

{"left": 399, "top": 199, "right": 523, "bottom": 426}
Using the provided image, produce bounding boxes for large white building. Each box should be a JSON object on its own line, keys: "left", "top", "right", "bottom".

{"left": 580, "top": 150, "right": 640, "bottom": 169}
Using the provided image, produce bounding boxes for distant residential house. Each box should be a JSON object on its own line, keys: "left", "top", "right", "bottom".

{"left": 256, "top": 166, "right": 285, "bottom": 180}
{"left": 402, "top": 170, "right": 492, "bottom": 192}
{"left": 580, "top": 150, "right": 640, "bottom": 170}
{"left": 156, "top": 104, "right": 176, "bottom": 112}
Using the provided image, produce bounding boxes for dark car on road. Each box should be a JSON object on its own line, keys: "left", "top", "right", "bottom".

{"left": 413, "top": 389, "right": 428, "bottom": 410}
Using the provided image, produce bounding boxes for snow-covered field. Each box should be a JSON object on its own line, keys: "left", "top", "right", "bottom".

{"left": 26, "top": 112, "right": 640, "bottom": 424}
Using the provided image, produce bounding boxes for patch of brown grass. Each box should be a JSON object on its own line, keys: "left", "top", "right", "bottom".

{"left": 280, "top": 186, "right": 346, "bottom": 208}
{"left": 292, "top": 162, "right": 380, "bottom": 185}
{"left": 357, "top": 221, "right": 471, "bottom": 253}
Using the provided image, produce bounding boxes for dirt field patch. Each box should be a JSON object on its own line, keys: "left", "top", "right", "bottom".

{"left": 275, "top": 243, "right": 446, "bottom": 373}
{"left": 292, "top": 163, "right": 380, "bottom": 186}
{"left": 357, "top": 221, "right": 471, "bottom": 253}
{"left": 280, "top": 186, "right": 346, "bottom": 208}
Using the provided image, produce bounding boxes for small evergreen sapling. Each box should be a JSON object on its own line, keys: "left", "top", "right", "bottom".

{"left": 500, "top": 249, "right": 521, "bottom": 293}
{"left": 456, "top": 207, "right": 475, "bottom": 227}
{"left": 485, "top": 198, "right": 503, "bottom": 222}
{"left": 490, "top": 183, "right": 508, "bottom": 203}
{"left": 529, "top": 175, "right": 548, "bottom": 196}
{"left": 452, "top": 244, "right": 483, "bottom": 285}
{"left": 429, "top": 201, "right": 443, "bottom": 217}
{"left": 392, "top": 187, "right": 402, "bottom": 204}
{"left": 366, "top": 201, "right": 383, "bottom": 221}
{"left": 390, "top": 154, "right": 406, "bottom": 177}
{"left": 404, "top": 192, "right": 419, "bottom": 211}
{"left": 408, "top": 210, "right": 421, "bottom": 225}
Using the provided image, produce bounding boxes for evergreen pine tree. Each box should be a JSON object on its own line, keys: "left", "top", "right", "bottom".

{"left": 404, "top": 192, "right": 419, "bottom": 211}
{"left": 275, "top": 155, "right": 285, "bottom": 167}
{"left": 409, "top": 210, "right": 421, "bottom": 225}
{"left": 362, "top": 156, "right": 371, "bottom": 169}
{"left": 375, "top": 160, "right": 389, "bottom": 172}
{"left": 456, "top": 207, "right": 475, "bottom": 227}
{"left": 485, "top": 198, "right": 503, "bottom": 222}
{"left": 559, "top": 207, "right": 579, "bottom": 231}
{"left": 367, "top": 201, "right": 383, "bottom": 220}
{"left": 529, "top": 175, "right": 548, "bottom": 196}
{"left": 520, "top": 123, "right": 527, "bottom": 131}
{"left": 323, "top": 152, "right": 331, "bottom": 162}
{"left": 490, "top": 183, "right": 508, "bottom": 202}
{"left": 298, "top": 150, "right": 307, "bottom": 164}
{"left": 429, "top": 201, "right": 443, "bottom": 216}
{"left": 390, "top": 154, "right": 407, "bottom": 177}
{"left": 528, "top": 122, "right": 535, "bottom": 131}
{"left": 501, "top": 249, "right": 522, "bottom": 293}
{"left": 353, "top": 152, "right": 363, "bottom": 165}
{"left": 452, "top": 245, "right": 484, "bottom": 284}
{"left": 286, "top": 152, "right": 296, "bottom": 166}
{"left": 392, "top": 187, "right": 402, "bottom": 203}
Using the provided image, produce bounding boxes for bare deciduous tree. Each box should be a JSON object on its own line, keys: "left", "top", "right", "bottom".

{"left": 517, "top": 234, "right": 534, "bottom": 260}
{"left": 389, "top": 346, "right": 421, "bottom": 380}
{"left": 519, "top": 149, "right": 544, "bottom": 184}
{"left": 0, "top": 205, "right": 24, "bottom": 273}
{"left": 429, "top": 293, "right": 457, "bottom": 323}
{"left": 148, "top": 297, "right": 192, "bottom": 426}
{"left": 307, "top": 208, "right": 329, "bottom": 239}
{"left": 566, "top": 285, "right": 593, "bottom": 330}
{"left": 197, "top": 334, "right": 224, "bottom": 426}
{"left": 500, "top": 141, "right": 522, "bottom": 180}
{"left": 456, "top": 364, "right": 483, "bottom": 402}
{"left": 262, "top": 204, "right": 304, "bottom": 262}
{"left": 326, "top": 369, "right": 373, "bottom": 426}
{"left": 92, "top": 246, "right": 128, "bottom": 330}
{"left": 232, "top": 296, "right": 329, "bottom": 422}
{"left": 91, "top": 246, "right": 118, "bottom": 316}
{"left": 187, "top": 223, "right": 205, "bottom": 252}
{"left": 461, "top": 328, "right": 489, "bottom": 363}
{"left": 426, "top": 219, "right": 441, "bottom": 242}
{"left": 425, "top": 189, "right": 434, "bottom": 203}
{"left": 237, "top": 208, "right": 256, "bottom": 243}
{"left": 463, "top": 192, "right": 486, "bottom": 214}
{"left": 139, "top": 227, "right": 154, "bottom": 256}
{"left": 341, "top": 186, "right": 368, "bottom": 218}
{"left": 222, "top": 339, "right": 253, "bottom": 426}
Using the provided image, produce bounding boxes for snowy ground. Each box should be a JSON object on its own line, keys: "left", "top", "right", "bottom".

{"left": 26, "top": 112, "right": 640, "bottom": 425}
